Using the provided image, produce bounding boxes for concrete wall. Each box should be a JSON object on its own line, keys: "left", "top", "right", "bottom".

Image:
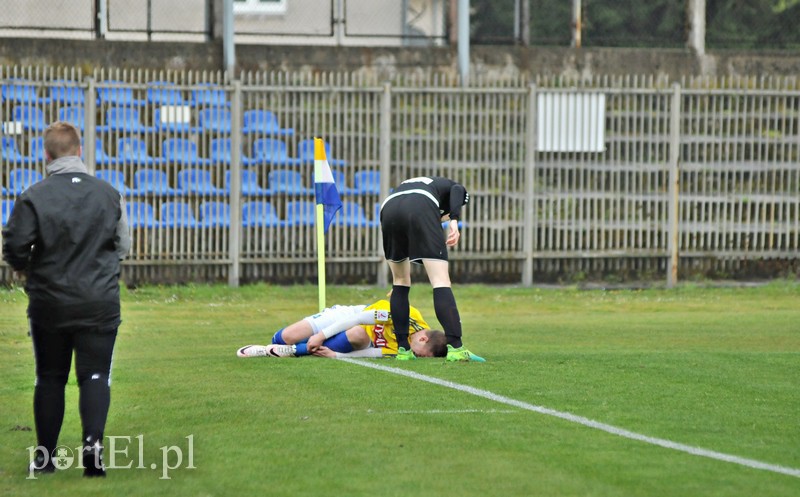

{"left": 1, "top": 38, "right": 800, "bottom": 80}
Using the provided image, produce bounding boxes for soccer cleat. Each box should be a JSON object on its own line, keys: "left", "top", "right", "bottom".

{"left": 264, "top": 344, "right": 297, "bottom": 357}
{"left": 445, "top": 345, "right": 486, "bottom": 363}
{"left": 395, "top": 347, "right": 416, "bottom": 361}
{"left": 237, "top": 344, "right": 297, "bottom": 358}
{"left": 237, "top": 345, "right": 269, "bottom": 357}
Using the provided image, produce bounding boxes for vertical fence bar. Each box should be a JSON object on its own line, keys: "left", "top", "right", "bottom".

{"left": 228, "top": 79, "right": 243, "bottom": 287}
{"left": 667, "top": 82, "right": 681, "bottom": 288}
{"left": 84, "top": 78, "right": 97, "bottom": 174}
{"left": 377, "top": 82, "right": 391, "bottom": 288}
{"left": 522, "top": 84, "right": 536, "bottom": 286}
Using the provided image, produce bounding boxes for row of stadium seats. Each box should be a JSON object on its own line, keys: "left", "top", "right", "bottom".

{"left": 4, "top": 105, "right": 295, "bottom": 136}
{"left": 136, "top": 200, "right": 379, "bottom": 228}
{"left": 1, "top": 168, "right": 380, "bottom": 197}
{"left": 2, "top": 80, "right": 234, "bottom": 107}
{"left": 0, "top": 198, "right": 379, "bottom": 229}
{"left": 1, "top": 137, "right": 347, "bottom": 167}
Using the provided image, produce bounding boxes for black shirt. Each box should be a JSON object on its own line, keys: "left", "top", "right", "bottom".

{"left": 391, "top": 176, "right": 469, "bottom": 221}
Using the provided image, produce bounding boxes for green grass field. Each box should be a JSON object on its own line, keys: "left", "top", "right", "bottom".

{"left": 1, "top": 282, "right": 799, "bottom": 497}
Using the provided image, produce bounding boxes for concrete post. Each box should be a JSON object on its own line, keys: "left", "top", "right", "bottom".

{"left": 686, "top": 0, "right": 706, "bottom": 56}
{"left": 457, "top": 0, "right": 469, "bottom": 86}
{"left": 222, "top": 0, "right": 235, "bottom": 74}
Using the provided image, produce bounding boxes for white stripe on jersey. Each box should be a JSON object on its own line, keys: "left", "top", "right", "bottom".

{"left": 380, "top": 189, "right": 439, "bottom": 211}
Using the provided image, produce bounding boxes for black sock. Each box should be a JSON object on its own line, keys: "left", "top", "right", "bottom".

{"left": 33, "top": 380, "right": 66, "bottom": 456}
{"left": 390, "top": 285, "right": 411, "bottom": 349}
{"left": 434, "top": 287, "right": 462, "bottom": 348}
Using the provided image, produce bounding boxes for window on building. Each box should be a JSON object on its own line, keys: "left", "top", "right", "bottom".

{"left": 233, "top": 0, "right": 287, "bottom": 15}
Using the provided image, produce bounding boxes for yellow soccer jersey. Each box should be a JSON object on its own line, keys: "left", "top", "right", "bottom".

{"left": 362, "top": 300, "right": 429, "bottom": 355}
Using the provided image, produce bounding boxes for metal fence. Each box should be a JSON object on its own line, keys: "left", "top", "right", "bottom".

{"left": 1, "top": 67, "right": 798, "bottom": 285}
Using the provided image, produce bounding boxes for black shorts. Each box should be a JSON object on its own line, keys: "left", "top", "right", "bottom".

{"left": 380, "top": 193, "right": 447, "bottom": 264}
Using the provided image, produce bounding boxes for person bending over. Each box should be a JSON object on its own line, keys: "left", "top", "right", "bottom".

{"left": 379, "top": 175, "right": 484, "bottom": 362}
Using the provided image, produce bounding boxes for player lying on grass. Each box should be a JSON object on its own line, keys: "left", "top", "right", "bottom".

{"left": 236, "top": 299, "right": 448, "bottom": 359}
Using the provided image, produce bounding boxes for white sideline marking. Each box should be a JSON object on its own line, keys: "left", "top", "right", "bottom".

{"left": 367, "top": 409, "right": 516, "bottom": 415}
{"left": 340, "top": 358, "right": 800, "bottom": 479}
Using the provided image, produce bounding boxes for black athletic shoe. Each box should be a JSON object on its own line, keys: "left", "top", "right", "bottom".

{"left": 82, "top": 445, "right": 106, "bottom": 478}
{"left": 28, "top": 453, "right": 56, "bottom": 475}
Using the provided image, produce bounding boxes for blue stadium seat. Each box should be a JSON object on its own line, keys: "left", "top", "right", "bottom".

{"left": 353, "top": 170, "right": 381, "bottom": 195}
{"left": 198, "top": 201, "right": 231, "bottom": 227}
{"left": 251, "top": 138, "right": 301, "bottom": 166}
{"left": 1, "top": 186, "right": 6, "bottom": 196}
{"left": 265, "top": 169, "right": 312, "bottom": 195}
{"left": 284, "top": 200, "right": 316, "bottom": 226}
{"left": 160, "top": 201, "right": 199, "bottom": 228}
{"left": 48, "top": 80, "right": 85, "bottom": 105}
{"left": 8, "top": 168, "right": 43, "bottom": 194}
{"left": 2, "top": 79, "right": 47, "bottom": 104}
{"left": 132, "top": 169, "right": 177, "bottom": 196}
{"left": 189, "top": 84, "right": 229, "bottom": 107}
{"left": 1, "top": 136, "right": 26, "bottom": 164}
{"left": 95, "top": 169, "right": 132, "bottom": 195}
{"left": 117, "top": 137, "right": 160, "bottom": 166}
{"left": 1, "top": 199, "right": 14, "bottom": 225}
{"left": 370, "top": 202, "right": 382, "bottom": 228}
{"left": 162, "top": 139, "right": 210, "bottom": 166}
{"left": 242, "top": 201, "right": 284, "bottom": 227}
{"left": 196, "top": 107, "right": 232, "bottom": 134}
{"left": 126, "top": 201, "right": 159, "bottom": 228}
{"left": 297, "top": 139, "right": 347, "bottom": 167}
{"left": 98, "top": 107, "right": 154, "bottom": 133}
{"left": 97, "top": 80, "right": 146, "bottom": 107}
{"left": 88, "top": 140, "right": 118, "bottom": 167}
{"left": 210, "top": 138, "right": 260, "bottom": 167}
{"left": 146, "top": 81, "right": 186, "bottom": 106}
{"left": 23, "top": 138, "right": 47, "bottom": 164}
{"left": 176, "top": 169, "right": 226, "bottom": 196}
{"left": 13, "top": 105, "right": 48, "bottom": 132}
{"left": 209, "top": 138, "right": 232, "bottom": 165}
{"left": 334, "top": 201, "right": 370, "bottom": 227}
{"left": 153, "top": 106, "right": 193, "bottom": 133}
{"left": 225, "top": 170, "right": 269, "bottom": 196}
{"left": 58, "top": 106, "right": 85, "bottom": 131}
{"left": 242, "top": 110, "right": 294, "bottom": 136}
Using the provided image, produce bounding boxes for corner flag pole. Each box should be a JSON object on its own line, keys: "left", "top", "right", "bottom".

{"left": 313, "top": 138, "right": 343, "bottom": 312}
{"left": 315, "top": 206, "right": 326, "bottom": 312}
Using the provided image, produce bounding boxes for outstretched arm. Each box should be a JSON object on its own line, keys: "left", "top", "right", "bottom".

{"left": 312, "top": 346, "right": 383, "bottom": 359}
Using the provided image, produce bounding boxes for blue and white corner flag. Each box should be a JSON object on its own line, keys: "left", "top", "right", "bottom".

{"left": 314, "top": 138, "right": 342, "bottom": 311}
{"left": 313, "top": 138, "right": 342, "bottom": 234}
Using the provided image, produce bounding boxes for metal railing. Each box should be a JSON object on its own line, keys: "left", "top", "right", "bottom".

{"left": 1, "top": 68, "right": 798, "bottom": 285}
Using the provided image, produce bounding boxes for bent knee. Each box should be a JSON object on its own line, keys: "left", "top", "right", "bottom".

{"left": 77, "top": 372, "right": 111, "bottom": 387}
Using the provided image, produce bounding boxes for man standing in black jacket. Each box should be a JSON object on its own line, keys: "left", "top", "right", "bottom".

{"left": 3, "top": 121, "right": 130, "bottom": 477}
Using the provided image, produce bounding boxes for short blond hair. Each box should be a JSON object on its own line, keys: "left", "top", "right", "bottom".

{"left": 43, "top": 121, "right": 82, "bottom": 160}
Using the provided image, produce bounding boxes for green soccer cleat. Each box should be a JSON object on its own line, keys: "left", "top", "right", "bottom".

{"left": 445, "top": 345, "right": 486, "bottom": 363}
{"left": 395, "top": 347, "right": 416, "bottom": 361}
